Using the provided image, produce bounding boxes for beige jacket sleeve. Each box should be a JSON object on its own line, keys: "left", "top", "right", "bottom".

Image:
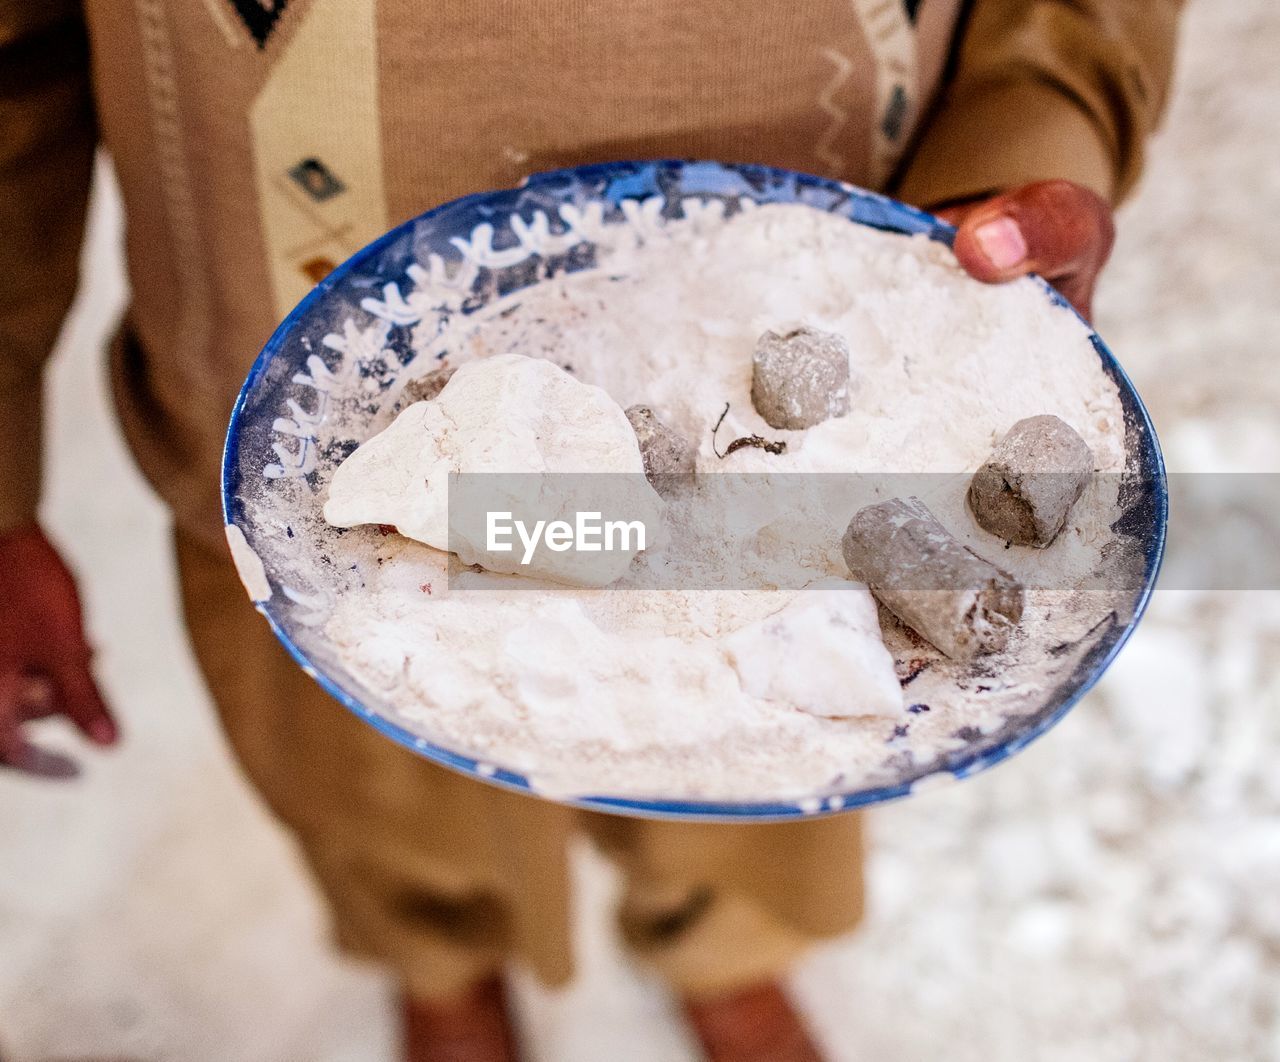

{"left": 0, "top": 2, "right": 96, "bottom": 533}
{"left": 895, "top": 0, "right": 1185, "bottom": 208}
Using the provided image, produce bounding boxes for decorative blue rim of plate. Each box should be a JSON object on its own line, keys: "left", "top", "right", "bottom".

{"left": 222, "top": 159, "right": 1168, "bottom": 822}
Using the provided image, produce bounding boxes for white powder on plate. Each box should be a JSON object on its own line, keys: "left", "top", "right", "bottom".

{"left": 322, "top": 203, "right": 1127, "bottom": 801}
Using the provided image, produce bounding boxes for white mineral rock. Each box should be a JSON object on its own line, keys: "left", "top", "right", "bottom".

{"left": 324, "top": 353, "right": 663, "bottom": 586}
{"left": 722, "top": 577, "right": 904, "bottom": 718}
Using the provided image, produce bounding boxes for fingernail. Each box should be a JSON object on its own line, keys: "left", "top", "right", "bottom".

{"left": 973, "top": 216, "right": 1028, "bottom": 270}
{"left": 88, "top": 717, "right": 118, "bottom": 745}
{"left": 20, "top": 676, "right": 54, "bottom": 710}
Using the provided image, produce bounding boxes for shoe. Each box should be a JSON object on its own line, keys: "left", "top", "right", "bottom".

{"left": 402, "top": 974, "right": 521, "bottom": 1062}
{"left": 682, "top": 980, "right": 825, "bottom": 1062}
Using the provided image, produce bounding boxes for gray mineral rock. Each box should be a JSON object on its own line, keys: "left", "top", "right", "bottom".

{"left": 842, "top": 496, "right": 1025, "bottom": 661}
{"left": 968, "top": 414, "right": 1094, "bottom": 547}
{"left": 625, "top": 405, "right": 696, "bottom": 490}
{"left": 751, "top": 326, "right": 851, "bottom": 430}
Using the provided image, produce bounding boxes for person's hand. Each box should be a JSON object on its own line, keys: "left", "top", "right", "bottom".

{"left": 935, "top": 179, "right": 1116, "bottom": 322}
{"left": 0, "top": 524, "right": 117, "bottom": 778}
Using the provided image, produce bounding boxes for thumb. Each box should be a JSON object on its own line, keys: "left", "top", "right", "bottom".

{"left": 951, "top": 180, "right": 1115, "bottom": 316}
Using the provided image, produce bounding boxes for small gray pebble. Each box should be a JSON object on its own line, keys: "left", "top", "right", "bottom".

{"left": 969, "top": 415, "right": 1094, "bottom": 547}
{"left": 751, "top": 326, "right": 851, "bottom": 430}
{"left": 843, "top": 496, "right": 1025, "bottom": 661}
{"left": 625, "top": 405, "right": 696, "bottom": 490}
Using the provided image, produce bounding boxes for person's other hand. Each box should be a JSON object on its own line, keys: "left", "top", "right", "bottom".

{"left": 936, "top": 180, "right": 1116, "bottom": 322}
{"left": 0, "top": 524, "right": 117, "bottom": 778}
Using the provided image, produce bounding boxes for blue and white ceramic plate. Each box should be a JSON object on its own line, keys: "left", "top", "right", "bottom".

{"left": 222, "top": 160, "right": 1166, "bottom": 821}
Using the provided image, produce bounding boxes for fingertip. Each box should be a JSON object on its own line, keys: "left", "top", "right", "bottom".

{"left": 1057, "top": 277, "right": 1096, "bottom": 323}
{"left": 53, "top": 664, "right": 118, "bottom": 746}
{"left": 971, "top": 215, "right": 1028, "bottom": 271}
{"left": 953, "top": 211, "right": 1029, "bottom": 283}
{"left": 86, "top": 713, "right": 119, "bottom": 747}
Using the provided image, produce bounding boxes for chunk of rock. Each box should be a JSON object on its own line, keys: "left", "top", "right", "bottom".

{"left": 393, "top": 365, "right": 456, "bottom": 411}
{"left": 751, "top": 325, "right": 851, "bottom": 430}
{"left": 625, "top": 405, "right": 696, "bottom": 490}
{"left": 968, "top": 414, "right": 1094, "bottom": 547}
{"left": 842, "top": 496, "right": 1024, "bottom": 661}
{"left": 324, "top": 354, "right": 663, "bottom": 587}
{"left": 722, "top": 577, "right": 903, "bottom": 718}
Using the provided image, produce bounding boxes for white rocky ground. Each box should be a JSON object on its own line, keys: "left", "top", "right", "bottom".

{"left": 2, "top": 2, "right": 1279, "bottom": 1058}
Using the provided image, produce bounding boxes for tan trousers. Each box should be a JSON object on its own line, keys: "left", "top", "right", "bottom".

{"left": 175, "top": 529, "right": 866, "bottom": 1000}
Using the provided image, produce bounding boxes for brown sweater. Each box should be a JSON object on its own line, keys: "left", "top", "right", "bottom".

{"left": 0, "top": 0, "right": 1182, "bottom": 544}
